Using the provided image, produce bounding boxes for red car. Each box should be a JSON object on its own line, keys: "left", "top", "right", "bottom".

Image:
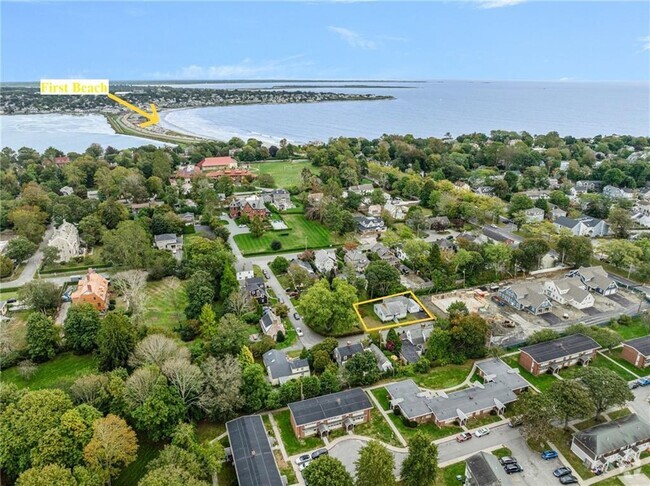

{"left": 456, "top": 432, "right": 472, "bottom": 442}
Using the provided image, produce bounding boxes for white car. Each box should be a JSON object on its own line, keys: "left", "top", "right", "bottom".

{"left": 296, "top": 327, "right": 304, "bottom": 337}
{"left": 295, "top": 454, "right": 311, "bottom": 465}
{"left": 238, "top": 224, "right": 247, "bottom": 228}
{"left": 474, "top": 427, "right": 490, "bottom": 437}
{"left": 299, "top": 460, "right": 311, "bottom": 471}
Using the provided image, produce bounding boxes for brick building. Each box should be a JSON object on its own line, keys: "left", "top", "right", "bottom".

{"left": 229, "top": 196, "right": 270, "bottom": 220}
{"left": 621, "top": 336, "right": 650, "bottom": 369}
{"left": 519, "top": 334, "right": 601, "bottom": 376}
{"left": 70, "top": 269, "right": 109, "bottom": 312}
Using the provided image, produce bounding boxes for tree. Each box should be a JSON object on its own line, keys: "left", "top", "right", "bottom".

{"left": 297, "top": 278, "right": 358, "bottom": 335}
{"left": 556, "top": 235, "right": 592, "bottom": 267}
{"left": 112, "top": 270, "right": 148, "bottom": 322}
{"left": 343, "top": 351, "right": 379, "bottom": 387}
{"left": 577, "top": 367, "right": 634, "bottom": 420}
{"left": 9, "top": 207, "right": 47, "bottom": 244}
{"left": 513, "top": 391, "right": 556, "bottom": 445}
{"left": 84, "top": 414, "right": 138, "bottom": 484}
{"left": 185, "top": 270, "right": 215, "bottom": 320}
{"left": 517, "top": 238, "right": 550, "bottom": 271}
{"left": 0, "top": 254, "right": 14, "bottom": 278}
{"left": 319, "top": 367, "right": 342, "bottom": 394}
{"left": 129, "top": 375, "right": 187, "bottom": 441}
{"left": 270, "top": 240, "right": 282, "bottom": 250}
{"left": 140, "top": 465, "right": 209, "bottom": 486}
{"left": 64, "top": 303, "right": 101, "bottom": 354}
{"left": 42, "top": 246, "right": 60, "bottom": 267}
{"left": 303, "top": 456, "right": 353, "bottom": 486}
{"left": 5, "top": 236, "right": 37, "bottom": 262}
{"left": 26, "top": 312, "right": 59, "bottom": 362}
{"left": 96, "top": 312, "right": 137, "bottom": 371}
{"left": 219, "top": 265, "right": 238, "bottom": 302}
{"left": 129, "top": 334, "right": 190, "bottom": 368}
{"left": 447, "top": 301, "right": 469, "bottom": 320}
{"left": 162, "top": 358, "right": 205, "bottom": 412}
{"left": 508, "top": 193, "right": 534, "bottom": 216}
{"left": 400, "top": 432, "right": 438, "bottom": 486}
{"left": 483, "top": 243, "right": 512, "bottom": 278}
{"left": 549, "top": 379, "right": 595, "bottom": 429}
{"left": 449, "top": 313, "right": 490, "bottom": 360}
{"left": 199, "top": 304, "right": 218, "bottom": 340}
{"left": 257, "top": 173, "right": 276, "bottom": 188}
{"left": 16, "top": 464, "right": 77, "bottom": 486}
{"left": 364, "top": 261, "right": 401, "bottom": 298}
{"left": 79, "top": 214, "right": 105, "bottom": 246}
{"left": 199, "top": 356, "right": 243, "bottom": 421}
{"left": 18, "top": 281, "right": 60, "bottom": 312}
{"left": 312, "top": 350, "right": 332, "bottom": 373}
{"left": 385, "top": 328, "right": 402, "bottom": 354}
{"left": 270, "top": 256, "right": 289, "bottom": 274}
{"left": 225, "top": 289, "right": 253, "bottom": 317}
{"left": 241, "top": 363, "right": 271, "bottom": 413}
{"left": 208, "top": 314, "right": 250, "bottom": 358}
{"left": 102, "top": 220, "right": 151, "bottom": 268}
{"left": 70, "top": 374, "right": 110, "bottom": 410}
{"left": 355, "top": 440, "right": 396, "bottom": 486}
{"left": 97, "top": 200, "right": 129, "bottom": 229}
{"left": 0, "top": 389, "right": 73, "bottom": 479}
{"left": 249, "top": 217, "right": 265, "bottom": 238}
{"left": 526, "top": 329, "right": 560, "bottom": 345}
{"left": 601, "top": 240, "right": 643, "bottom": 272}
{"left": 238, "top": 345, "right": 255, "bottom": 367}
{"left": 608, "top": 206, "right": 634, "bottom": 239}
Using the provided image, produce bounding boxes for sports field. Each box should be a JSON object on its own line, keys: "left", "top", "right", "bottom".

{"left": 249, "top": 160, "right": 318, "bottom": 188}
{"left": 234, "top": 214, "right": 341, "bottom": 255}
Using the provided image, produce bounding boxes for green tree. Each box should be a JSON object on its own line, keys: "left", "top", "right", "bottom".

{"left": 449, "top": 313, "right": 490, "bottom": 360}
{"left": 97, "top": 199, "right": 129, "bottom": 229}
{"left": 400, "top": 432, "right": 438, "bottom": 486}
{"left": 139, "top": 465, "right": 209, "bottom": 486}
{"left": 64, "top": 303, "right": 101, "bottom": 354}
{"left": 517, "top": 238, "right": 550, "bottom": 272}
{"left": 84, "top": 414, "right": 138, "bottom": 483}
{"left": 343, "top": 351, "right": 379, "bottom": 387}
{"left": 0, "top": 389, "right": 73, "bottom": 479}
{"left": 129, "top": 377, "right": 187, "bottom": 441}
{"left": 601, "top": 240, "right": 643, "bottom": 273}
{"left": 483, "top": 243, "right": 512, "bottom": 278}
{"left": 249, "top": 217, "right": 265, "bottom": 238}
{"left": 355, "top": 440, "right": 396, "bottom": 486}
{"left": 18, "top": 281, "right": 61, "bottom": 312}
{"left": 319, "top": 367, "right": 342, "bottom": 394}
{"left": 508, "top": 193, "right": 534, "bottom": 216}
{"left": 208, "top": 314, "right": 250, "bottom": 358}
{"left": 577, "top": 367, "right": 634, "bottom": 420}
{"left": 5, "top": 236, "right": 37, "bottom": 262}
{"left": 96, "top": 312, "right": 137, "bottom": 371}
{"left": 312, "top": 350, "right": 333, "bottom": 373}
{"left": 8, "top": 208, "right": 48, "bottom": 244}
{"left": 549, "top": 380, "right": 595, "bottom": 429}
{"left": 303, "top": 456, "right": 353, "bottom": 486}
{"left": 241, "top": 363, "right": 271, "bottom": 413}
{"left": 608, "top": 206, "right": 634, "bottom": 239}
{"left": 42, "top": 246, "right": 60, "bottom": 267}
{"left": 102, "top": 220, "right": 151, "bottom": 268}
{"left": 16, "top": 464, "right": 77, "bottom": 486}
{"left": 270, "top": 256, "right": 289, "bottom": 274}
{"left": 364, "top": 261, "right": 401, "bottom": 298}
{"left": 385, "top": 328, "right": 402, "bottom": 354}
{"left": 219, "top": 265, "right": 239, "bottom": 302}
{"left": 26, "top": 312, "right": 59, "bottom": 362}
{"left": 0, "top": 254, "right": 13, "bottom": 278}
{"left": 556, "top": 235, "right": 592, "bottom": 267}
{"left": 185, "top": 270, "right": 215, "bottom": 320}
{"left": 78, "top": 214, "right": 105, "bottom": 246}
{"left": 297, "top": 278, "right": 358, "bottom": 335}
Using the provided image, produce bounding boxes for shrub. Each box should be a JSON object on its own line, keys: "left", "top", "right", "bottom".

{"left": 17, "top": 360, "right": 37, "bottom": 380}
{"left": 276, "top": 330, "right": 285, "bottom": 343}
{"left": 270, "top": 240, "right": 282, "bottom": 250}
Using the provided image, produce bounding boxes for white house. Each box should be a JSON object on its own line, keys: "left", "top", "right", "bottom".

{"left": 554, "top": 216, "right": 609, "bottom": 237}
{"left": 235, "top": 261, "right": 254, "bottom": 281}
{"left": 314, "top": 249, "right": 337, "bottom": 274}
{"left": 262, "top": 349, "right": 310, "bottom": 386}
{"left": 544, "top": 278, "right": 595, "bottom": 309}
{"left": 568, "top": 266, "right": 618, "bottom": 296}
{"left": 47, "top": 221, "right": 82, "bottom": 262}
{"left": 373, "top": 296, "right": 421, "bottom": 323}
{"left": 154, "top": 233, "right": 183, "bottom": 253}
{"left": 344, "top": 249, "right": 369, "bottom": 273}
{"left": 59, "top": 186, "right": 74, "bottom": 196}
{"left": 603, "top": 185, "right": 634, "bottom": 200}
{"left": 523, "top": 207, "right": 545, "bottom": 223}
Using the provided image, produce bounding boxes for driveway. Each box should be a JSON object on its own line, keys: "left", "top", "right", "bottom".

{"left": 630, "top": 385, "right": 650, "bottom": 423}
{"left": 438, "top": 424, "right": 521, "bottom": 464}
{"left": 503, "top": 436, "right": 564, "bottom": 486}
{"left": 6, "top": 225, "right": 54, "bottom": 287}
{"left": 329, "top": 437, "right": 406, "bottom": 479}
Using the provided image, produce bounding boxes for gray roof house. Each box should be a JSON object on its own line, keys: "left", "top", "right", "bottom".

{"left": 519, "top": 333, "right": 601, "bottom": 376}
{"left": 621, "top": 336, "right": 650, "bottom": 368}
{"left": 380, "top": 322, "right": 433, "bottom": 364}
{"left": 244, "top": 277, "right": 269, "bottom": 304}
{"left": 154, "top": 233, "right": 183, "bottom": 252}
{"left": 373, "top": 296, "right": 421, "bottom": 323}
{"left": 226, "top": 415, "right": 283, "bottom": 486}
{"left": 354, "top": 216, "right": 386, "bottom": 233}
{"left": 603, "top": 185, "right": 635, "bottom": 200}
{"left": 543, "top": 278, "right": 595, "bottom": 309}
{"left": 314, "top": 249, "right": 337, "bottom": 274}
{"left": 523, "top": 207, "right": 545, "bottom": 223}
{"left": 568, "top": 266, "right": 618, "bottom": 295}
{"left": 260, "top": 308, "right": 285, "bottom": 341}
{"left": 369, "top": 343, "right": 394, "bottom": 372}
{"left": 498, "top": 283, "right": 552, "bottom": 315}
{"left": 262, "top": 349, "right": 310, "bottom": 386}
{"left": 344, "top": 249, "right": 370, "bottom": 273}
{"left": 385, "top": 358, "right": 529, "bottom": 426}
{"left": 333, "top": 343, "right": 365, "bottom": 366}
{"left": 554, "top": 216, "right": 609, "bottom": 237}
{"left": 262, "top": 189, "right": 293, "bottom": 210}
{"left": 235, "top": 261, "right": 254, "bottom": 281}
{"left": 347, "top": 183, "right": 374, "bottom": 195}
{"left": 571, "top": 414, "right": 650, "bottom": 469}
{"left": 465, "top": 451, "right": 512, "bottom": 486}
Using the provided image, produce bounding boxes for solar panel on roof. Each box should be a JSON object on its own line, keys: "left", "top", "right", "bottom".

{"left": 288, "top": 388, "right": 373, "bottom": 426}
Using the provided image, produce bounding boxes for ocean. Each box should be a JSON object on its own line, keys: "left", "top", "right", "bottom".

{"left": 1, "top": 80, "right": 648, "bottom": 152}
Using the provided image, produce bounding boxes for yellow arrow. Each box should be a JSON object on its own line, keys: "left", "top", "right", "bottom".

{"left": 107, "top": 92, "right": 159, "bottom": 128}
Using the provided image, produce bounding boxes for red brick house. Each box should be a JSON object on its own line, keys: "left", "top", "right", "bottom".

{"left": 229, "top": 196, "right": 269, "bottom": 220}
{"left": 519, "top": 334, "right": 601, "bottom": 376}
{"left": 621, "top": 336, "right": 650, "bottom": 368}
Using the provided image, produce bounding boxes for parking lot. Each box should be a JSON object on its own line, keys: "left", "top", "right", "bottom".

{"left": 502, "top": 437, "right": 565, "bottom": 486}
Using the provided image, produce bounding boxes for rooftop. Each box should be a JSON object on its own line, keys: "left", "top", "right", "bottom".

{"left": 288, "top": 388, "right": 373, "bottom": 427}
{"left": 466, "top": 451, "right": 512, "bottom": 486}
{"left": 520, "top": 333, "right": 601, "bottom": 363}
{"left": 624, "top": 335, "right": 650, "bottom": 357}
{"left": 574, "top": 414, "right": 650, "bottom": 457}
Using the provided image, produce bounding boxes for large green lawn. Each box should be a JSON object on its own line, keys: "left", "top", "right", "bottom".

{"left": 441, "top": 461, "right": 466, "bottom": 485}
{"left": 407, "top": 361, "right": 474, "bottom": 390}
{"left": 234, "top": 214, "right": 342, "bottom": 255}
{"left": 558, "top": 355, "right": 636, "bottom": 382}
{"left": 354, "top": 407, "right": 402, "bottom": 447}
{"left": 249, "top": 160, "right": 317, "bottom": 188}
{"left": 2, "top": 352, "right": 98, "bottom": 390}
{"left": 605, "top": 349, "right": 645, "bottom": 377}
{"left": 387, "top": 413, "right": 462, "bottom": 442}
{"left": 142, "top": 277, "right": 187, "bottom": 331}
{"left": 611, "top": 317, "right": 650, "bottom": 340}
{"left": 273, "top": 409, "right": 324, "bottom": 456}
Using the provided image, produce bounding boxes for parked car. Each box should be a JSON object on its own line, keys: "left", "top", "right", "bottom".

{"left": 638, "top": 377, "right": 650, "bottom": 386}
{"left": 311, "top": 448, "right": 328, "bottom": 460}
{"left": 499, "top": 456, "right": 517, "bottom": 466}
{"left": 630, "top": 381, "right": 640, "bottom": 389}
{"left": 456, "top": 432, "right": 472, "bottom": 442}
{"left": 296, "top": 327, "right": 304, "bottom": 337}
{"left": 474, "top": 427, "right": 490, "bottom": 437}
{"left": 295, "top": 454, "right": 311, "bottom": 465}
{"left": 299, "top": 460, "right": 311, "bottom": 471}
{"left": 508, "top": 417, "right": 523, "bottom": 427}
{"left": 553, "top": 467, "right": 572, "bottom": 478}
{"left": 541, "top": 450, "right": 558, "bottom": 460}
{"left": 559, "top": 475, "right": 579, "bottom": 484}
{"left": 294, "top": 312, "right": 301, "bottom": 320}
{"left": 504, "top": 464, "right": 523, "bottom": 474}
{"left": 263, "top": 270, "right": 270, "bottom": 279}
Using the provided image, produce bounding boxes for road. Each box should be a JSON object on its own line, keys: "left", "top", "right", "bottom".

{"left": 5, "top": 225, "right": 54, "bottom": 287}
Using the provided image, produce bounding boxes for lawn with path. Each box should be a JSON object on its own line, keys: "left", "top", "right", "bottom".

{"left": 603, "top": 349, "right": 645, "bottom": 377}
{"left": 353, "top": 408, "right": 403, "bottom": 447}
{"left": 558, "top": 355, "right": 636, "bottom": 381}
{"left": 407, "top": 361, "right": 475, "bottom": 390}
{"left": 502, "top": 354, "right": 558, "bottom": 391}
{"left": 142, "top": 277, "right": 187, "bottom": 331}
{"left": 2, "top": 352, "right": 98, "bottom": 390}
{"left": 370, "top": 387, "right": 391, "bottom": 411}
{"left": 234, "top": 214, "right": 342, "bottom": 255}
{"left": 273, "top": 409, "right": 324, "bottom": 456}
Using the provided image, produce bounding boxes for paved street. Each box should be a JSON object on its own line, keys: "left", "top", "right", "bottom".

{"left": 5, "top": 225, "right": 53, "bottom": 287}
{"left": 329, "top": 437, "right": 406, "bottom": 479}
{"left": 437, "top": 423, "right": 521, "bottom": 464}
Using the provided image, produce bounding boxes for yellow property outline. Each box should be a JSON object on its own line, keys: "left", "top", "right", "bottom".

{"left": 353, "top": 290, "right": 436, "bottom": 332}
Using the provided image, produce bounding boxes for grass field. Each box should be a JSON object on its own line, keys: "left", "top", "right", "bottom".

{"left": 608, "top": 408, "right": 632, "bottom": 421}
{"left": 558, "top": 355, "right": 636, "bottom": 381}
{"left": 196, "top": 420, "right": 226, "bottom": 443}
{"left": 371, "top": 387, "right": 391, "bottom": 410}
{"left": 114, "top": 434, "right": 164, "bottom": 486}
{"left": 407, "top": 361, "right": 474, "bottom": 390}
{"left": 274, "top": 410, "right": 324, "bottom": 456}
{"left": 502, "top": 354, "right": 558, "bottom": 392}
{"left": 388, "top": 413, "right": 462, "bottom": 442}
{"left": 2, "top": 352, "right": 98, "bottom": 390}
{"left": 249, "top": 160, "right": 317, "bottom": 188}
{"left": 491, "top": 447, "right": 512, "bottom": 458}
{"left": 354, "top": 408, "right": 402, "bottom": 447}
{"left": 142, "top": 277, "right": 187, "bottom": 331}
{"left": 465, "top": 414, "right": 502, "bottom": 429}
{"left": 441, "top": 461, "right": 466, "bottom": 485}
{"left": 276, "top": 318, "right": 298, "bottom": 349}
{"left": 604, "top": 349, "right": 645, "bottom": 377}
{"left": 234, "top": 214, "right": 342, "bottom": 255}
{"left": 611, "top": 317, "right": 650, "bottom": 340}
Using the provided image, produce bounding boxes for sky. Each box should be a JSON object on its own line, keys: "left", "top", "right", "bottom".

{"left": 1, "top": 1, "right": 649, "bottom": 82}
